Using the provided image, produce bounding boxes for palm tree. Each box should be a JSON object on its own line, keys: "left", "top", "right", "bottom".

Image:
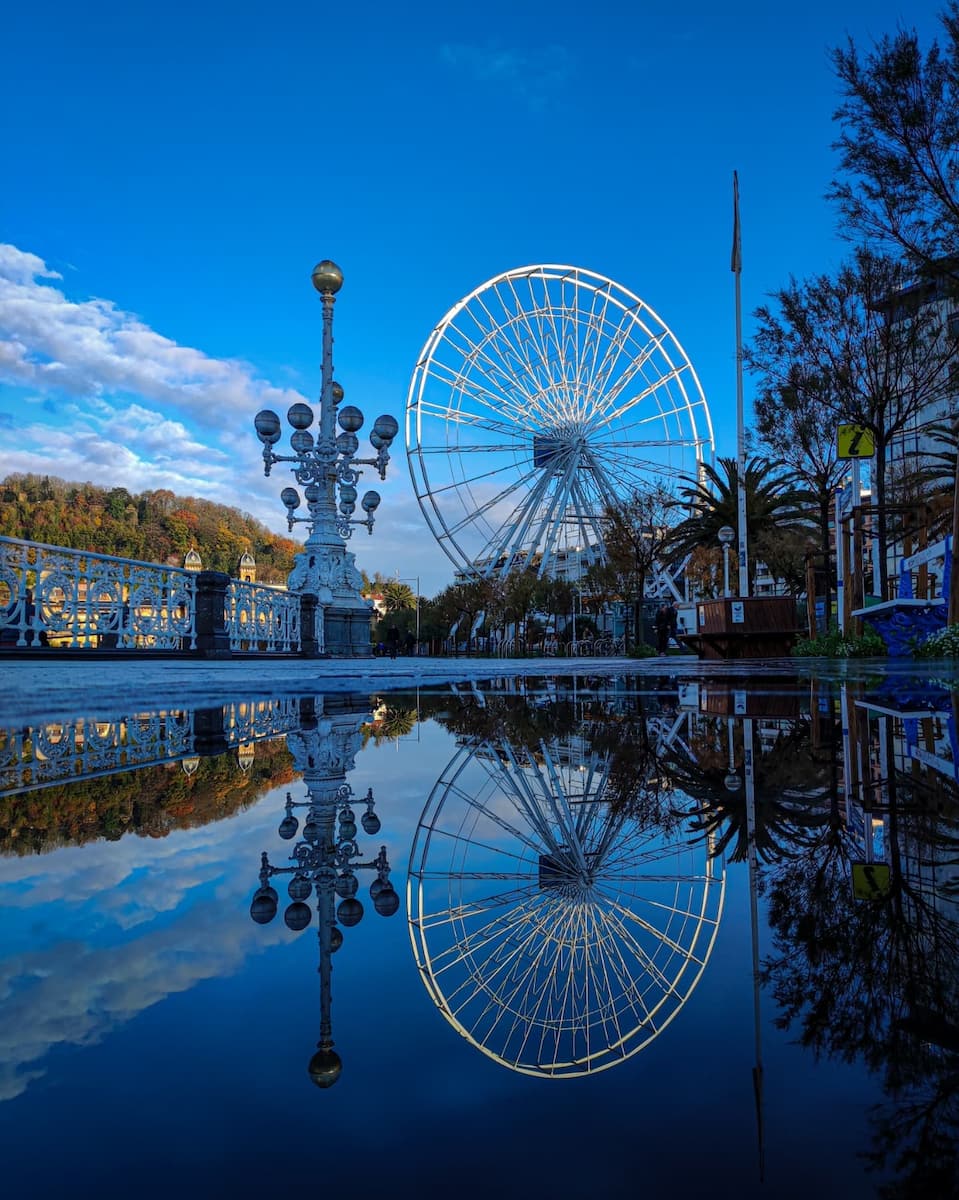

{"left": 666, "top": 456, "right": 813, "bottom": 595}
{"left": 380, "top": 579, "right": 416, "bottom": 614}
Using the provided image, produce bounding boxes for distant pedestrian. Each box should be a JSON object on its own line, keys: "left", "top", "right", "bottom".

{"left": 404, "top": 630, "right": 416, "bottom": 656}
{"left": 654, "top": 604, "right": 671, "bottom": 654}
{"left": 386, "top": 626, "right": 400, "bottom": 660}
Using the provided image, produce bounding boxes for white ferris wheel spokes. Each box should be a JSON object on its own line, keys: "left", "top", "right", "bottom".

{"left": 406, "top": 737, "right": 725, "bottom": 1078}
{"left": 406, "top": 265, "right": 714, "bottom": 578}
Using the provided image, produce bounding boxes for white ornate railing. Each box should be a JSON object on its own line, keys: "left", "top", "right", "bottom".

{"left": 0, "top": 536, "right": 196, "bottom": 649}
{"left": 221, "top": 697, "right": 302, "bottom": 744}
{"left": 226, "top": 580, "right": 301, "bottom": 652}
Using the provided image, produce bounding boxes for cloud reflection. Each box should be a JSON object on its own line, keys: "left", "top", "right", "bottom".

{"left": 0, "top": 794, "right": 289, "bottom": 1101}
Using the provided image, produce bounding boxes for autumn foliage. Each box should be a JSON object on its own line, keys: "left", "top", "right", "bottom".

{"left": 0, "top": 740, "right": 295, "bottom": 856}
{"left": 1, "top": 474, "right": 302, "bottom": 583}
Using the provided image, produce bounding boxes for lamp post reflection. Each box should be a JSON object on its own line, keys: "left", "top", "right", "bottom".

{"left": 249, "top": 701, "right": 399, "bottom": 1086}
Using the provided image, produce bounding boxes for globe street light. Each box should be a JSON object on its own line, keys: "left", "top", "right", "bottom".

{"left": 724, "top": 716, "right": 742, "bottom": 792}
{"left": 254, "top": 261, "right": 400, "bottom": 657}
{"left": 718, "top": 525, "right": 735, "bottom": 599}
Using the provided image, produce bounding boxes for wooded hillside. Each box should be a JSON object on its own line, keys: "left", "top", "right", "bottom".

{"left": 0, "top": 474, "right": 302, "bottom": 583}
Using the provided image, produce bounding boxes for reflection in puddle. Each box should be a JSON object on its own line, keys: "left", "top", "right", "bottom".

{"left": 408, "top": 697, "right": 725, "bottom": 1077}
{"left": 1, "top": 670, "right": 958, "bottom": 1197}
{"left": 248, "top": 696, "right": 401, "bottom": 1087}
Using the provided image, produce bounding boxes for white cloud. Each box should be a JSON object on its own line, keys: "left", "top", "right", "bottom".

{"left": 0, "top": 245, "right": 60, "bottom": 285}
{"left": 0, "top": 795, "right": 290, "bottom": 1100}
{"left": 0, "top": 241, "right": 458, "bottom": 595}
{"left": 0, "top": 243, "right": 304, "bottom": 430}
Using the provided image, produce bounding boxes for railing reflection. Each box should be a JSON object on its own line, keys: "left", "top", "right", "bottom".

{"left": 0, "top": 698, "right": 304, "bottom": 798}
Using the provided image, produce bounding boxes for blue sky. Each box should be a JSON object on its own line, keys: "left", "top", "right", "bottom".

{"left": 0, "top": 0, "right": 941, "bottom": 595}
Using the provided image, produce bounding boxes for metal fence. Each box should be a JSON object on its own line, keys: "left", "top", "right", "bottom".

{"left": 0, "top": 536, "right": 310, "bottom": 655}
{"left": 226, "top": 579, "right": 302, "bottom": 653}
{"left": 0, "top": 696, "right": 303, "bottom": 798}
{"left": 0, "top": 536, "right": 197, "bottom": 649}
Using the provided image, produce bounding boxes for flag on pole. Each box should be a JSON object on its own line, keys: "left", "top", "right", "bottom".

{"left": 731, "top": 170, "right": 742, "bottom": 274}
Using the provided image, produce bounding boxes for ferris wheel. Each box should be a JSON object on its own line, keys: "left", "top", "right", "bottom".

{"left": 406, "top": 264, "right": 714, "bottom": 578}
{"left": 407, "top": 736, "right": 725, "bottom": 1078}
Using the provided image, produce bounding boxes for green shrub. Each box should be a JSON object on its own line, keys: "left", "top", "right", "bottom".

{"left": 629, "top": 641, "right": 658, "bottom": 658}
{"left": 793, "top": 625, "right": 887, "bottom": 658}
{"left": 914, "top": 623, "right": 959, "bottom": 659}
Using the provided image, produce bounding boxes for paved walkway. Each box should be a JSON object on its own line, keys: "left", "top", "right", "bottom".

{"left": 2, "top": 653, "right": 954, "bottom": 724}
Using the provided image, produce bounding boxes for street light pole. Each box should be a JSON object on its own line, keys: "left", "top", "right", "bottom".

{"left": 393, "top": 574, "right": 420, "bottom": 653}
{"left": 254, "top": 261, "right": 399, "bottom": 658}
{"left": 718, "top": 526, "right": 735, "bottom": 599}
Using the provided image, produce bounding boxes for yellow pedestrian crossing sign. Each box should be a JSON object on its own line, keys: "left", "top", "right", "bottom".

{"left": 837, "top": 424, "right": 875, "bottom": 459}
{"left": 852, "top": 862, "right": 891, "bottom": 901}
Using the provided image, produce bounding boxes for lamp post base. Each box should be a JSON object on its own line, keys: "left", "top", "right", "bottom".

{"left": 289, "top": 546, "right": 373, "bottom": 659}
{"left": 324, "top": 603, "right": 374, "bottom": 658}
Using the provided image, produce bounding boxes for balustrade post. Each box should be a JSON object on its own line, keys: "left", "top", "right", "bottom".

{"left": 299, "top": 593, "right": 328, "bottom": 658}
{"left": 195, "top": 571, "right": 232, "bottom": 658}
{"left": 193, "top": 705, "right": 228, "bottom": 756}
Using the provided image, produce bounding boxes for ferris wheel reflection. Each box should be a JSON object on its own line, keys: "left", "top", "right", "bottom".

{"left": 407, "top": 715, "right": 726, "bottom": 1078}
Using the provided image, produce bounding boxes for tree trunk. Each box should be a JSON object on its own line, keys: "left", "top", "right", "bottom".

{"left": 950, "top": 462, "right": 959, "bottom": 626}
{"left": 819, "top": 491, "right": 832, "bottom": 623}
{"left": 874, "top": 437, "right": 888, "bottom": 598}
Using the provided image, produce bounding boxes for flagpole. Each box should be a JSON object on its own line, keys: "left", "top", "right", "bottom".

{"left": 732, "top": 170, "right": 749, "bottom": 597}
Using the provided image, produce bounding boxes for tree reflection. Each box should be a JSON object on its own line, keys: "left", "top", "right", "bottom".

{"left": 362, "top": 704, "right": 418, "bottom": 746}
{"left": 664, "top": 712, "right": 832, "bottom": 864}
{"left": 758, "top": 690, "right": 959, "bottom": 1198}
{"left": 431, "top": 689, "right": 580, "bottom": 749}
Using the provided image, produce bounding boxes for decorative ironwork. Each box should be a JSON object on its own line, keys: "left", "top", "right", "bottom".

{"left": 0, "top": 712, "right": 194, "bottom": 797}
{"left": 226, "top": 580, "right": 301, "bottom": 652}
{"left": 0, "top": 697, "right": 304, "bottom": 798}
{"left": 222, "top": 697, "right": 302, "bottom": 746}
{"left": 0, "top": 536, "right": 196, "bottom": 650}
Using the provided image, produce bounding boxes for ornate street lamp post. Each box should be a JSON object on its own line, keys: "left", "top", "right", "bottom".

{"left": 254, "top": 261, "right": 399, "bottom": 657}
{"left": 249, "top": 700, "right": 400, "bottom": 1087}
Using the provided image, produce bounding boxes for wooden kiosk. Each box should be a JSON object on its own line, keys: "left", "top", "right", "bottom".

{"left": 678, "top": 596, "right": 801, "bottom": 660}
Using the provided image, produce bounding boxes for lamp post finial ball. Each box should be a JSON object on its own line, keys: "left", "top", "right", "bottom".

{"left": 308, "top": 1047, "right": 343, "bottom": 1088}
{"left": 311, "top": 260, "right": 344, "bottom": 295}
